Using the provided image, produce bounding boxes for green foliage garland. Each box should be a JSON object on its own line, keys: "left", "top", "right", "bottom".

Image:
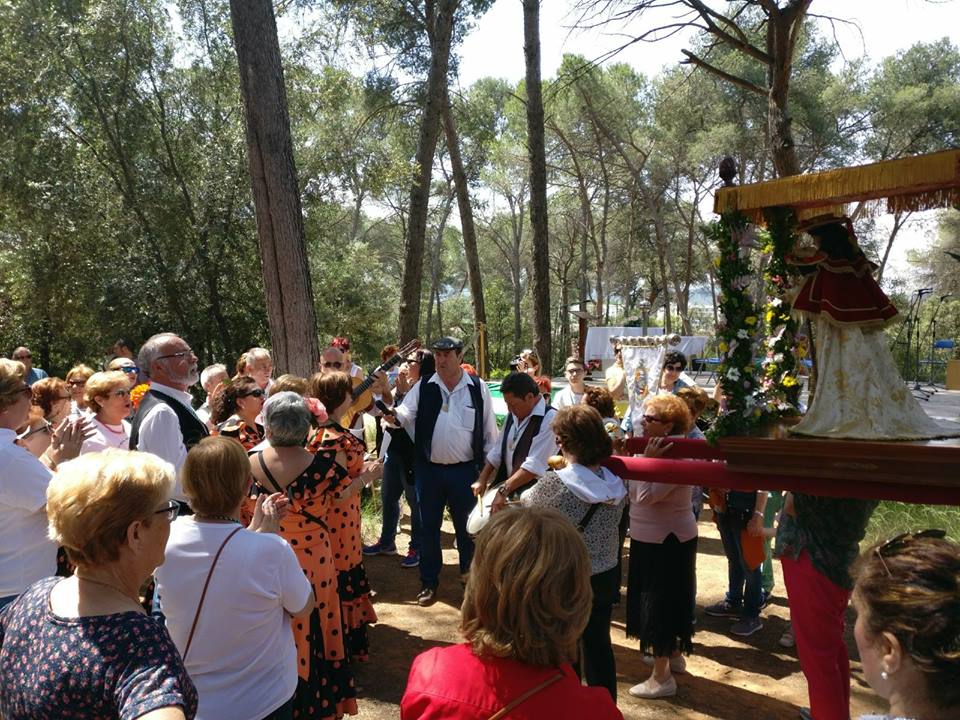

{"left": 759, "top": 207, "right": 802, "bottom": 414}
{"left": 705, "top": 212, "right": 766, "bottom": 441}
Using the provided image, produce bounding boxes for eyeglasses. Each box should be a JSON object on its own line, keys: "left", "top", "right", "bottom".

{"left": 157, "top": 350, "right": 193, "bottom": 362}
{"left": 642, "top": 414, "right": 665, "bottom": 423}
{"left": 67, "top": 379, "right": 87, "bottom": 386}
{"left": 322, "top": 361, "right": 342, "bottom": 369}
{"left": 153, "top": 500, "right": 181, "bottom": 522}
{"left": 117, "top": 366, "right": 139, "bottom": 374}
{"left": 15, "top": 384, "right": 32, "bottom": 398}
{"left": 665, "top": 364, "right": 683, "bottom": 371}
{"left": 874, "top": 529, "right": 946, "bottom": 576}
{"left": 108, "top": 389, "right": 131, "bottom": 398}
{"left": 565, "top": 368, "right": 584, "bottom": 374}
{"left": 242, "top": 388, "right": 265, "bottom": 398}
{"left": 13, "top": 353, "right": 31, "bottom": 360}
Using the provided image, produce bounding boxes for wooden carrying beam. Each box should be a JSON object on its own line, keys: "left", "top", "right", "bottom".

{"left": 714, "top": 149, "right": 960, "bottom": 221}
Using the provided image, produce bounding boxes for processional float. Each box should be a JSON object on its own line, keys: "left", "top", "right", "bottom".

{"left": 605, "top": 149, "right": 960, "bottom": 505}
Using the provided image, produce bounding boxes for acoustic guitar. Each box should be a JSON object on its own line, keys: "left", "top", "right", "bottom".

{"left": 339, "top": 339, "right": 421, "bottom": 428}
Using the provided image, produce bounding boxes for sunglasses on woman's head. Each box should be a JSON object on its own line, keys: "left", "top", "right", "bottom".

{"left": 874, "top": 528, "right": 946, "bottom": 576}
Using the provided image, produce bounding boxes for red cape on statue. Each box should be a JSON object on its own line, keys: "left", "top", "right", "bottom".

{"left": 790, "top": 254, "right": 898, "bottom": 328}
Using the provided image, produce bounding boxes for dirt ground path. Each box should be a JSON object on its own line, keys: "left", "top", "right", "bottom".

{"left": 351, "top": 515, "right": 886, "bottom": 719}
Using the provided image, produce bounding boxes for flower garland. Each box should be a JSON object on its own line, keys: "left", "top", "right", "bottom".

{"left": 759, "top": 207, "right": 801, "bottom": 415}
{"left": 705, "top": 211, "right": 767, "bottom": 441}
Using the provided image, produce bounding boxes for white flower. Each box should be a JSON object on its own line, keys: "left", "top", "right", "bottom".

{"left": 773, "top": 353, "right": 784, "bottom": 363}
{"left": 737, "top": 329, "right": 750, "bottom": 340}
{"left": 726, "top": 367, "right": 741, "bottom": 381}
{"left": 770, "top": 297, "right": 783, "bottom": 307}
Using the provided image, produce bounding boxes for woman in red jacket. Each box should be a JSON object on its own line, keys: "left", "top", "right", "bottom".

{"left": 401, "top": 506, "right": 624, "bottom": 720}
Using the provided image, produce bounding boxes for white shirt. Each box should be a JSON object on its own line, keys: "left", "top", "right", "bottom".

{"left": 0, "top": 429, "right": 56, "bottom": 597}
{"left": 155, "top": 519, "right": 312, "bottom": 720}
{"left": 486, "top": 398, "right": 558, "bottom": 478}
{"left": 394, "top": 372, "right": 498, "bottom": 465}
{"left": 196, "top": 400, "right": 212, "bottom": 429}
{"left": 80, "top": 417, "right": 131, "bottom": 454}
{"left": 553, "top": 386, "right": 584, "bottom": 409}
{"left": 135, "top": 382, "right": 200, "bottom": 501}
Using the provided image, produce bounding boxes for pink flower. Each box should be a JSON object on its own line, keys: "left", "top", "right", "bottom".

{"left": 305, "top": 397, "right": 328, "bottom": 423}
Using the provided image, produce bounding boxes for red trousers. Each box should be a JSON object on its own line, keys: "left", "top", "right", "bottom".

{"left": 781, "top": 550, "right": 851, "bottom": 720}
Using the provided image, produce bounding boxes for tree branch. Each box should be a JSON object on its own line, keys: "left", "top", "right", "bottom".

{"left": 680, "top": 49, "right": 767, "bottom": 95}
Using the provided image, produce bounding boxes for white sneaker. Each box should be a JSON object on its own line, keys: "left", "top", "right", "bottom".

{"left": 629, "top": 674, "right": 677, "bottom": 699}
{"left": 641, "top": 654, "right": 687, "bottom": 674}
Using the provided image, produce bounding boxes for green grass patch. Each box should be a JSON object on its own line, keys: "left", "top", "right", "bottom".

{"left": 864, "top": 501, "right": 960, "bottom": 546}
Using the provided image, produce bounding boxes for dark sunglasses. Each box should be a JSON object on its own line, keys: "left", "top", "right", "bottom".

{"left": 665, "top": 364, "right": 683, "bottom": 371}
{"left": 241, "top": 388, "right": 265, "bottom": 398}
{"left": 153, "top": 499, "right": 181, "bottom": 522}
{"left": 107, "top": 389, "right": 131, "bottom": 398}
{"left": 67, "top": 379, "right": 87, "bottom": 386}
{"left": 117, "top": 366, "right": 139, "bottom": 374}
{"left": 642, "top": 414, "right": 665, "bottom": 423}
{"left": 875, "top": 529, "right": 946, "bottom": 576}
{"left": 322, "top": 361, "right": 342, "bottom": 369}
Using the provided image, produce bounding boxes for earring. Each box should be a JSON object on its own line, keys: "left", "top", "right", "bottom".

{"left": 881, "top": 670, "right": 889, "bottom": 681}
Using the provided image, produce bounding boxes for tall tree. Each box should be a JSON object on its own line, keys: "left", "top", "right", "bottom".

{"left": 229, "top": 0, "right": 319, "bottom": 375}
{"left": 523, "top": 0, "right": 553, "bottom": 368}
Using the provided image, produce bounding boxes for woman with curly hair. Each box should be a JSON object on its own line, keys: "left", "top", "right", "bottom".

{"left": 212, "top": 375, "right": 265, "bottom": 451}
{"left": 852, "top": 530, "right": 960, "bottom": 720}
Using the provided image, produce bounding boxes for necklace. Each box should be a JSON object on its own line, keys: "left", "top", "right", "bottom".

{"left": 194, "top": 514, "right": 241, "bottom": 523}
{"left": 76, "top": 575, "right": 142, "bottom": 607}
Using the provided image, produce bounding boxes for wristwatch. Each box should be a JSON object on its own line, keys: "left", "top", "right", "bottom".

{"left": 497, "top": 485, "right": 508, "bottom": 496}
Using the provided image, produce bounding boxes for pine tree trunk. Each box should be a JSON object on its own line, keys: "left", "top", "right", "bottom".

{"left": 441, "top": 92, "right": 490, "bottom": 376}
{"left": 523, "top": 0, "right": 552, "bottom": 370}
{"left": 396, "top": 0, "right": 457, "bottom": 343}
{"left": 229, "top": 0, "right": 319, "bottom": 376}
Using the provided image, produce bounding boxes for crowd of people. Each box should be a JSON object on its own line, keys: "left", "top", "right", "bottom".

{"left": 1, "top": 334, "right": 958, "bottom": 720}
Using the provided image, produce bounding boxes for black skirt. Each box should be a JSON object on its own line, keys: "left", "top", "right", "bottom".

{"left": 626, "top": 533, "right": 698, "bottom": 657}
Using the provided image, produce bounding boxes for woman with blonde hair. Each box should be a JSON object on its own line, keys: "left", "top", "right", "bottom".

{"left": 156, "top": 437, "right": 313, "bottom": 720}
{"left": 401, "top": 506, "right": 623, "bottom": 719}
{"left": 851, "top": 530, "right": 960, "bottom": 720}
{"left": 81, "top": 370, "right": 133, "bottom": 453}
{"left": 0, "top": 449, "right": 197, "bottom": 718}
{"left": 523, "top": 405, "right": 628, "bottom": 700}
{"left": 626, "top": 393, "right": 697, "bottom": 700}
{"left": 65, "top": 363, "right": 95, "bottom": 416}
{"left": 0, "top": 359, "right": 87, "bottom": 611}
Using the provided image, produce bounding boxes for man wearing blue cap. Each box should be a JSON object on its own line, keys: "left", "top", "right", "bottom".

{"left": 389, "top": 336, "right": 497, "bottom": 606}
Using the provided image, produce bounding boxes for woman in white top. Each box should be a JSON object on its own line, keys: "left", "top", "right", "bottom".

{"left": 155, "top": 436, "right": 314, "bottom": 720}
{"left": 80, "top": 371, "right": 132, "bottom": 453}
{"left": 852, "top": 531, "right": 960, "bottom": 720}
{"left": 0, "top": 359, "right": 87, "bottom": 610}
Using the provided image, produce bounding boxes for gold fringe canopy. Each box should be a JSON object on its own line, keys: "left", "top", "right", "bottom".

{"left": 715, "top": 149, "right": 960, "bottom": 223}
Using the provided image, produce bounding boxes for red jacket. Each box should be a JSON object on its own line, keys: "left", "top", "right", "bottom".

{"left": 401, "top": 643, "right": 623, "bottom": 719}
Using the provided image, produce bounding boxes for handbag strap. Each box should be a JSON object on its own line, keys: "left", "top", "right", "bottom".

{"left": 182, "top": 526, "right": 242, "bottom": 660}
{"left": 577, "top": 503, "right": 602, "bottom": 533}
{"left": 487, "top": 671, "right": 564, "bottom": 720}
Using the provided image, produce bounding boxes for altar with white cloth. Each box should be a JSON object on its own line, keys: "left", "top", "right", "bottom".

{"left": 584, "top": 327, "right": 709, "bottom": 364}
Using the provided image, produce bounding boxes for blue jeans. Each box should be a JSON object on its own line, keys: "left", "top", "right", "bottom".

{"left": 415, "top": 460, "right": 478, "bottom": 588}
{"left": 378, "top": 451, "right": 421, "bottom": 553}
{"left": 717, "top": 510, "right": 763, "bottom": 618}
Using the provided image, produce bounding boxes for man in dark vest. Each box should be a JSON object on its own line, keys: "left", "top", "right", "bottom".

{"left": 473, "top": 371, "right": 558, "bottom": 512}
{"left": 129, "top": 332, "right": 207, "bottom": 505}
{"left": 389, "top": 337, "right": 497, "bottom": 607}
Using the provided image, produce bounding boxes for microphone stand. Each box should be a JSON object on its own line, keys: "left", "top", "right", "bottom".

{"left": 898, "top": 290, "right": 921, "bottom": 392}
{"left": 910, "top": 289, "right": 933, "bottom": 399}
{"left": 923, "top": 295, "right": 948, "bottom": 390}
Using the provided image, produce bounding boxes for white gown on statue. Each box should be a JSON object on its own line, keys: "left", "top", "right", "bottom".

{"left": 790, "top": 317, "right": 957, "bottom": 440}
